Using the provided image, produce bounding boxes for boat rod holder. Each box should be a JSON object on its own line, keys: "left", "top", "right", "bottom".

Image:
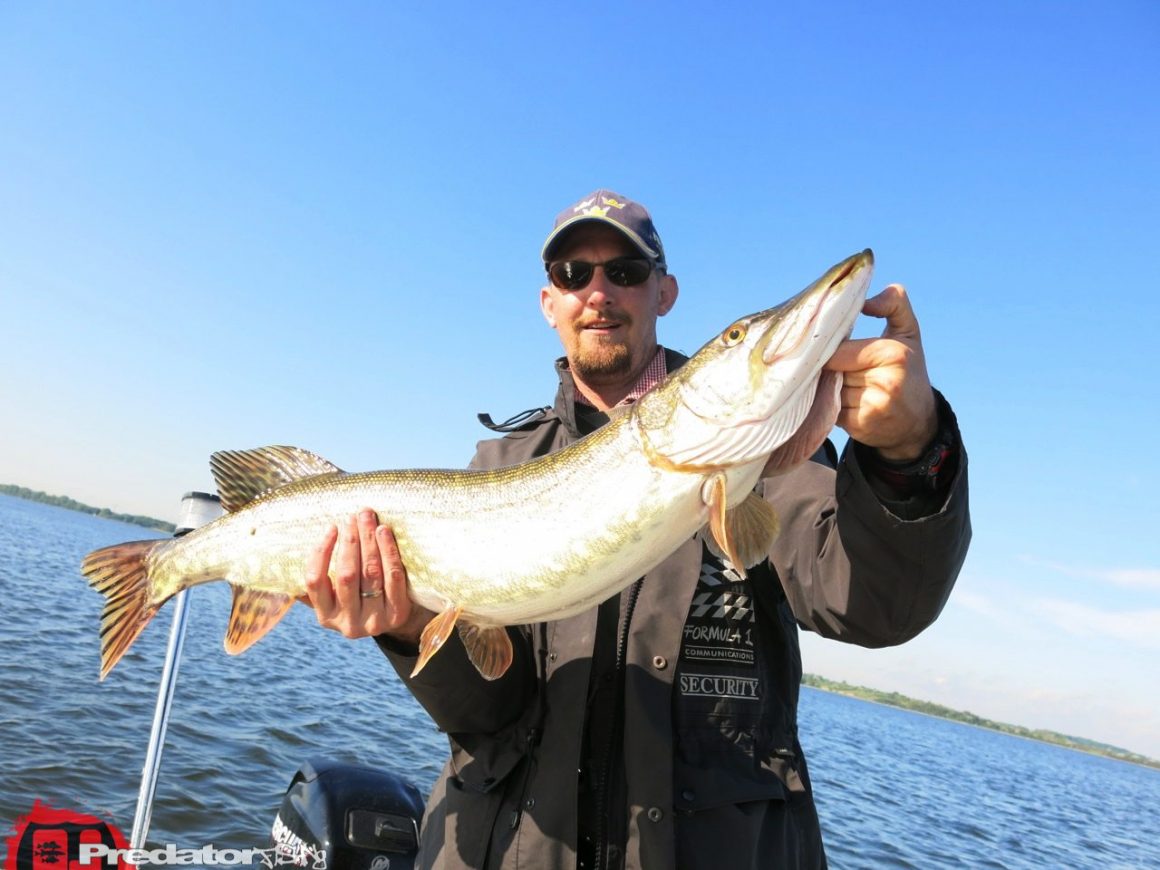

{"left": 129, "top": 491, "right": 223, "bottom": 850}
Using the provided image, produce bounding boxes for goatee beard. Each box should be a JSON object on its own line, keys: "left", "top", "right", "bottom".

{"left": 571, "top": 343, "right": 632, "bottom": 380}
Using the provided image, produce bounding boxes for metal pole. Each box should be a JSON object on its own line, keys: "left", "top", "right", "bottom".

{"left": 129, "top": 491, "right": 222, "bottom": 850}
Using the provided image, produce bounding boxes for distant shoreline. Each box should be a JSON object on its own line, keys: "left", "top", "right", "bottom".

{"left": 3, "top": 482, "right": 1155, "bottom": 771}
{"left": 0, "top": 485, "right": 175, "bottom": 533}
{"left": 803, "top": 674, "right": 1160, "bottom": 771}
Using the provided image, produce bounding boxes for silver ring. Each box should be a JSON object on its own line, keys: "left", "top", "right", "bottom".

{"left": 360, "top": 589, "right": 384, "bottom": 599}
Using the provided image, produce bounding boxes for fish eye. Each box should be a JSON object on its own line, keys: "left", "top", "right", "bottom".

{"left": 722, "top": 322, "right": 747, "bottom": 346}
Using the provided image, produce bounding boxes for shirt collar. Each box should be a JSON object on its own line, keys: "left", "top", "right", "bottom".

{"left": 573, "top": 347, "right": 668, "bottom": 408}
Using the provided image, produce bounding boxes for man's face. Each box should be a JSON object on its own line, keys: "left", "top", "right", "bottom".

{"left": 540, "top": 224, "right": 678, "bottom": 386}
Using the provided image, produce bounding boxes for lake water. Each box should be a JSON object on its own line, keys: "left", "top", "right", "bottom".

{"left": 1, "top": 494, "right": 1157, "bottom": 868}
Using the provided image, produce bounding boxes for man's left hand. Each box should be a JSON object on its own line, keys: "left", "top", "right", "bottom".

{"left": 824, "top": 283, "right": 938, "bottom": 461}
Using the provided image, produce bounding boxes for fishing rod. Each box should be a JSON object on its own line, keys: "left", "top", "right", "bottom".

{"left": 129, "top": 491, "right": 222, "bottom": 850}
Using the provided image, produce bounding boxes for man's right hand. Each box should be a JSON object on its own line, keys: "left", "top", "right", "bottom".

{"left": 303, "top": 508, "right": 433, "bottom": 646}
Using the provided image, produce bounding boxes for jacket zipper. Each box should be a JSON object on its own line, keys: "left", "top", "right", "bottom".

{"left": 591, "top": 577, "right": 642, "bottom": 870}
{"left": 509, "top": 623, "right": 550, "bottom": 832}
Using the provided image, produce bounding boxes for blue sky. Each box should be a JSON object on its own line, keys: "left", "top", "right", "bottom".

{"left": 2, "top": 2, "right": 1158, "bottom": 757}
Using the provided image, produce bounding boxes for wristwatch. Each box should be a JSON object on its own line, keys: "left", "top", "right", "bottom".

{"left": 859, "top": 392, "right": 960, "bottom": 496}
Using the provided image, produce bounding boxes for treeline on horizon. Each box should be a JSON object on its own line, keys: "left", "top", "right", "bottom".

{"left": 802, "top": 673, "right": 1159, "bottom": 771}
{"left": 0, "top": 484, "right": 175, "bottom": 533}
{"left": 4, "top": 480, "right": 1154, "bottom": 769}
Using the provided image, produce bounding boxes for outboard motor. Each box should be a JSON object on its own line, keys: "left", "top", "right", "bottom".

{"left": 270, "top": 758, "right": 424, "bottom": 869}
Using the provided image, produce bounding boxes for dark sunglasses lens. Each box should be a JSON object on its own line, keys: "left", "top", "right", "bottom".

{"left": 604, "top": 258, "right": 652, "bottom": 286}
{"left": 549, "top": 261, "right": 594, "bottom": 290}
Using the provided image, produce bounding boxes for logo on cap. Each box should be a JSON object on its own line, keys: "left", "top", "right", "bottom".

{"left": 545, "top": 189, "right": 665, "bottom": 266}
{"left": 573, "top": 194, "right": 627, "bottom": 219}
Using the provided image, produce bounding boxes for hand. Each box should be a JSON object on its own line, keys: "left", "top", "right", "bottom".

{"left": 824, "top": 283, "right": 938, "bottom": 461}
{"left": 303, "top": 508, "right": 433, "bottom": 644}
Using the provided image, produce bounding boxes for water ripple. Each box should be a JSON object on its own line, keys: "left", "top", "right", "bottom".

{"left": 2, "top": 495, "right": 1158, "bottom": 869}
{"left": 800, "top": 691, "right": 1160, "bottom": 869}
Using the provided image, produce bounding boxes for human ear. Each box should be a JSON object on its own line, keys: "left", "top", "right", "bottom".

{"left": 540, "top": 285, "right": 557, "bottom": 328}
{"left": 657, "top": 274, "right": 679, "bottom": 317}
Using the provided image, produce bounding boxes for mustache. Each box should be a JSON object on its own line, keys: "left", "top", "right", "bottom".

{"left": 578, "top": 311, "right": 633, "bottom": 329}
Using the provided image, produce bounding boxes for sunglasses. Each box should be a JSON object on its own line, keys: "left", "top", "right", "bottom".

{"left": 546, "top": 257, "right": 656, "bottom": 291}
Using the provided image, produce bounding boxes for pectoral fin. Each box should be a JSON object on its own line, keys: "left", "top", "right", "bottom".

{"left": 224, "top": 587, "right": 295, "bottom": 654}
{"left": 703, "top": 474, "right": 780, "bottom": 577}
{"left": 411, "top": 604, "right": 464, "bottom": 677}
{"left": 703, "top": 473, "right": 742, "bottom": 573}
{"left": 458, "top": 623, "right": 515, "bottom": 680}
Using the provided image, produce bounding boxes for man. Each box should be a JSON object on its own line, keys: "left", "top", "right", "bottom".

{"left": 305, "top": 190, "right": 971, "bottom": 869}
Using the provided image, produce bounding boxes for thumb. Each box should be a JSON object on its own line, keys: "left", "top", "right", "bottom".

{"left": 864, "top": 284, "right": 921, "bottom": 342}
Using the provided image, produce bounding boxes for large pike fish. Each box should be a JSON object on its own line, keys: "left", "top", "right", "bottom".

{"left": 83, "top": 250, "right": 873, "bottom": 681}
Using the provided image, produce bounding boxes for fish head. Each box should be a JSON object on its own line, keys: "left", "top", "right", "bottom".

{"left": 634, "top": 249, "right": 873, "bottom": 470}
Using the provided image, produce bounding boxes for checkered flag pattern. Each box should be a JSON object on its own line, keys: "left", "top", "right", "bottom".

{"left": 698, "top": 558, "right": 744, "bottom": 588}
{"left": 689, "top": 591, "right": 754, "bottom": 622}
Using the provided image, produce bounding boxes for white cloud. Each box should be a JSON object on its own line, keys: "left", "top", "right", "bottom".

{"left": 949, "top": 589, "right": 1005, "bottom": 620}
{"left": 798, "top": 572, "right": 1160, "bottom": 757}
{"left": 1102, "top": 568, "right": 1160, "bottom": 589}
{"left": 798, "top": 630, "right": 1160, "bottom": 758}
{"left": 943, "top": 576, "right": 1160, "bottom": 653}
{"left": 1017, "top": 556, "right": 1160, "bottom": 591}
{"left": 945, "top": 588, "right": 1028, "bottom": 635}
{"left": 1030, "top": 598, "right": 1160, "bottom": 650}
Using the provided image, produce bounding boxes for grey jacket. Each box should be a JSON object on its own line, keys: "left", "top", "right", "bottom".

{"left": 378, "top": 349, "right": 971, "bottom": 869}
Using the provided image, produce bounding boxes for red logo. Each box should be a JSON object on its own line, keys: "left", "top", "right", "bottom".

{"left": 4, "top": 802, "right": 129, "bottom": 870}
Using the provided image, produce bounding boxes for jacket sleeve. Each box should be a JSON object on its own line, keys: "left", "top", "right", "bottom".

{"left": 375, "top": 626, "right": 536, "bottom": 736}
{"left": 761, "top": 396, "right": 971, "bottom": 647}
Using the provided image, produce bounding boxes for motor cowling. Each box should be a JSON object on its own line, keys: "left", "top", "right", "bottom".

{"left": 270, "top": 758, "right": 424, "bottom": 870}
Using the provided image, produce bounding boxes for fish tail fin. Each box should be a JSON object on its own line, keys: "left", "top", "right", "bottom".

{"left": 81, "top": 540, "right": 166, "bottom": 680}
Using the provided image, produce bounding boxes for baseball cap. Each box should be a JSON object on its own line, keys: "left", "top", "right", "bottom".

{"left": 541, "top": 189, "right": 666, "bottom": 268}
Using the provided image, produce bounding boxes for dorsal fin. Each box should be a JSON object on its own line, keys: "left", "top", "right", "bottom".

{"left": 209, "top": 446, "right": 343, "bottom": 513}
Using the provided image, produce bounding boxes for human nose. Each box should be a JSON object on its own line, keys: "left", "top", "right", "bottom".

{"left": 583, "top": 267, "right": 618, "bottom": 305}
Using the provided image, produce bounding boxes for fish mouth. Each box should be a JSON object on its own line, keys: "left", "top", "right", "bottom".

{"left": 756, "top": 249, "right": 872, "bottom": 368}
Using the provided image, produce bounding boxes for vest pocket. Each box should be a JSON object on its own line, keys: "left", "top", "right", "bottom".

{"left": 442, "top": 729, "right": 535, "bottom": 865}
{"left": 442, "top": 774, "right": 509, "bottom": 867}
{"left": 673, "top": 754, "right": 790, "bottom": 814}
{"left": 672, "top": 752, "right": 813, "bottom": 868}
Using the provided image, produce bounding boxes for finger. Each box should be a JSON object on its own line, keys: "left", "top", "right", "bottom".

{"left": 834, "top": 406, "right": 857, "bottom": 435}
{"left": 358, "top": 508, "right": 384, "bottom": 594}
{"left": 840, "top": 384, "right": 864, "bottom": 410}
{"left": 379, "top": 525, "right": 411, "bottom": 632}
{"left": 826, "top": 335, "right": 915, "bottom": 374}
{"left": 834, "top": 396, "right": 878, "bottom": 437}
{"left": 333, "top": 513, "right": 363, "bottom": 616}
{"left": 839, "top": 370, "right": 868, "bottom": 389}
{"left": 304, "top": 524, "right": 339, "bottom": 616}
{"left": 862, "top": 284, "right": 921, "bottom": 341}
{"left": 825, "top": 337, "right": 886, "bottom": 373}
